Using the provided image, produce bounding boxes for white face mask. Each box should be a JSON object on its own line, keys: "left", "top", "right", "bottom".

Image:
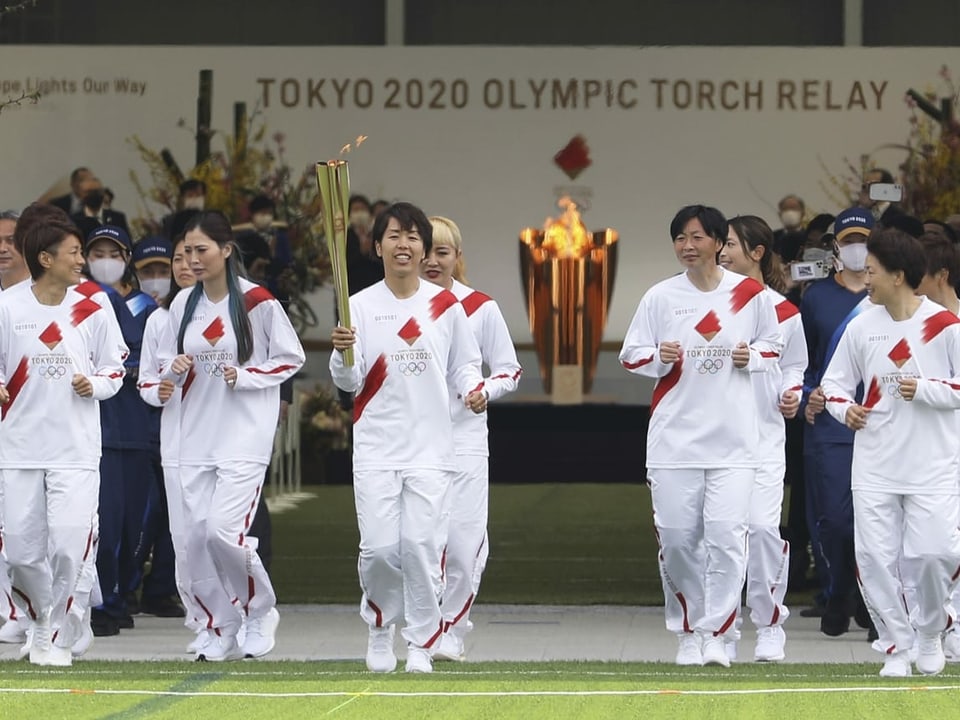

{"left": 88, "top": 257, "right": 126, "bottom": 285}
{"left": 837, "top": 242, "right": 868, "bottom": 272}
{"left": 780, "top": 209, "right": 802, "bottom": 229}
{"left": 182, "top": 196, "right": 205, "bottom": 211}
{"left": 252, "top": 213, "right": 274, "bottom": 231}
{"left": 140, "top": 277, "right": 171, "bottom": 300}
{"left": 349, "top": 210, "right": 372, "bottom": 229}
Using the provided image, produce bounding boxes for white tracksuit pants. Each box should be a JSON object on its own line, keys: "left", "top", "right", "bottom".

{"left": 163, "top": 464, "right": 202, "bottom": 632}
{"left": 744, "top": 459, "right": 790, "bottom": 629}
{"left": 650, "top": 467, "right": 753, "bottom": 637}
{"left": 854, "top": 490, "right": 960, "bottom": 654}
{"left": 439, "top": 455, "right": 489, "bottom": 640}
{"left": 0, "top": 475, "right": 23, "bottom": 627}
{"left": 0, "top": 468, "right": 98, "bottom": 647}
{"left": 180, "top": 461, "right": 275, "bottom": 637}
{"left": 354, "top": 468, "right": 451, "bottom": 649}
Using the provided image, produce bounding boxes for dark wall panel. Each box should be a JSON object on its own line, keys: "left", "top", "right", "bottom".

{"left": 405, "top": 0, "right": 843, "bottom": 46}
{"left": 863, "top": 0, "right": 960, "bottom": 46}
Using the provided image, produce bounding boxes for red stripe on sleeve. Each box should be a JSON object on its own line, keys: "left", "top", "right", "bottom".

{"left": 71, "top": 298, "right": 101, "bottom": 326}
{"left": 621, "top": 354, "right": 655, "bottom": 370}
{"left": 650, "top": 357, "right": 683, "bottom": 415}
{"left": 922, "top": 310, "right": 960, "bottom": 343}
{"left": 245, "top": 364, "right": 297, "bottom": 376}
{"left": 461, "top": 290, "right": 492, "bottom": 318}
{"left": 760, "top": 351, "right": 780, "bottom": 358}
{"left": 244, "top": 285, "right": 275, "bottom": 312}
{"left": 729, "top": 277, "right": 764, "bottom": 314}
{"left": 74, "top": 280, "right": 101, "bottom": 299}
{"left": 863, "top": 376, "right": 882, "bottom": 409}
{"left": 775, "top": 300, "right": 799, "bottom": 324}
{"left": 353, "top": 354, "right": 388, "bottom": 423}
{"left": 429, "top": 290, "right": 459, "bottom": 320}
{"left": 181, "top": 367, "right": 197, "bottom": 399}
{"left": 2, "top": 357, "right": 29, "bottom": 421}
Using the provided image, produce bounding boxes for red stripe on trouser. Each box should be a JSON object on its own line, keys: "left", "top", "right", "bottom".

{"left": 770, "top": 603, "right": 780, "bottom": 626}
{"left": 952, "top": 564, "right": 960, "bottom": 582}
{"left": 885, "top": 644, "right": 896, "bottom": 655}
{"left": 675, "top": 592, "right": 691, "bottom": 634}
{"left": 946, "top": 615, "right": 954, "bottom": 633}
{"left": 367, "top": 599, "right": 383, "bottom": 628}
{"left": 81, "top": 527, "right": 94, "bottom": 562}
{"left": 194, "top": 594, "right": 218, "bottom": 634}
{"left": 440, "top": 547, "right": 446, "bottom": 584}
{"left": 12, "top": 587, "right": 36, "bottom": 621}
{"left": 4, "top": 591, "right": 15, "bottom": 622}
{"left": 714, "top": 609, "right": 738, "bottom": 637}
{"left": 423, "top": 621, "right": 444, "bottom": 649}
{"left": 444, "top": 593, "right": 476, "bottom": 633}
{"left": 245, "top": 576, "right": 256, "bottom": 615}
{"left": 240, "top": 484, "right": 263, "bottom": 545}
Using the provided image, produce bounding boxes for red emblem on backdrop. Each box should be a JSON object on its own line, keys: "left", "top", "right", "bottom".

{"left": 554, "top": 135, "right": 592, "bottom": 180}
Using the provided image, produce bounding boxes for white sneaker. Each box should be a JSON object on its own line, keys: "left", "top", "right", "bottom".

{"left": 916, "top": 634, "right": 946, "bottom": 676}
{"left": 366, "top": 626, "right": 397, "bottom": 673}
{"left": 242, "top": 608, "right": 279, "bottom": 658}
{"left": 432, "top": 632, "right": 465, "bottom": 662}
{"left": 196, "top": 633, "right": 243, "bottom": 662}
{"left": 675, "top": 633, "right": 703, "bottom": 666}
{"left": 702, "top": 635, "right": 731, "bottom": 667}
{"left": 943, "top": 629, "right": 960, "bottom": 662}
{"left": 406, "top": 645, "right": 433, "bottom": 673}
{"left": 754, "top": 625, "right": 786, "bottom": 662}
{"left": 188, "top": 629, "right": 212, "bottom": 654}
{"left": 0, "top": 619, "right": 27, "bottom": 644}
{"left": 71, "top": 608, "right": 94, "bottom": 658}
{"left": 29, "top": 611, "right": 72, "bottom": 667}
{"left": 879, "top": 651, "right": 912, "bottom": 678}
{"left": 18, "top": 625, "right": 34, "bottom": 660}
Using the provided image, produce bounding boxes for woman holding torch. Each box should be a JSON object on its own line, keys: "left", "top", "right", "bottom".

{"left": 330, "top": 202, "right": 484, "bottom": 674}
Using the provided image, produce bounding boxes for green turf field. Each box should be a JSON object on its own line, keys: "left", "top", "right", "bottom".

{"left": 269, "top": 483, "right": 813, "bottom": 608}
{"left": 1, "top": 661, "right": 958, "bottom": 719}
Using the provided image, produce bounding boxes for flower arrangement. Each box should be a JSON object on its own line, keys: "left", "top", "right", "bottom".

{"left": 127, "top": 107, "right": 331, "bottom": 294}
{"left": 300, "top": 383, "right": 351, "bottom": 457}
{"left": 820, "top": 66, "right": 960, "bottom": 219}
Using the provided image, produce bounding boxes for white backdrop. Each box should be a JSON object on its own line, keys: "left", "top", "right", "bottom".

{"left": 0, "top": 46, "right": 953, "bottom": 344}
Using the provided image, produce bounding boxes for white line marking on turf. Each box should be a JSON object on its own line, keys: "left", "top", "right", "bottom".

{"left": 2, "top": 685, "right": 960, "bottom": 699}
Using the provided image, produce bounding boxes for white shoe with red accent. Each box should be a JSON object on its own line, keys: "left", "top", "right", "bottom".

{"left": 366, "top": 626, "right": 397, "bottom": 673}
{"left": 406, "top": 646, "right": 433, "bottom": 673}
{"left": 242, "top": 608, "right": 279, "bottom": 658}
{"left": 675, "top": 633, "right": 703, "bottom": 666}
{"left": 0, "top": 619, "right": 27, "bottom": 644}
{"left": 879, "top": 651, "right": 912, "bottom": 678}
{"left": 188, "top": 629, "right": 212, "bottom": 655}
{"left": 702, "top": 636, "right": 731, "bottom": 667}
{"left": 432, "top": 632, "right": 465, "bottom": 662}
{"left": 196, "top": 633, "right": 243, "bottom": 662}
{"left": 754, "top": 626, "right": 786, "bottom": 662}
{"left": 916, "top": 634, "right": 946, "bottom": 676}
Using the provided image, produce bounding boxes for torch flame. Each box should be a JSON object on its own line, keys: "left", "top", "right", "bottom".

{"left": 541, "top": 196, "right": 591, "bottom": 259}
{"left": 339, "top": 135, "right": 369, "bottom": 155}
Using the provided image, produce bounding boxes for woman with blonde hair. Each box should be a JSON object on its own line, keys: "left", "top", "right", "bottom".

{"left": 421, "top": 215, "right": 522, "bottom": 662}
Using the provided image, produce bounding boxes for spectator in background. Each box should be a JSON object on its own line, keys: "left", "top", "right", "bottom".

{"left": 49, "top": 166, "right": 94, "bottom": 215}
{"left": 800, "top": 207, "right": 874, "bottom": 638}
{"left": 372, "top": 199, "right": 390, "bottom": 219}
{"left": 161, "top": 180, "right": 207, "bottom": 241}
{"left": 773, "top": 194, "right": 805, "bottom": 258}
{"left": 857, "top": 168, "right": 903, "bottom": 224}
{"left": 345, "top": 194, "right": 383, "bottom": 297}
{"left": 246, "top": 194, "right": 293, "bottom": 306}
{"left": 70, "top": 176, "right": 130, "bottom": 239}
{"left": 923, "top": 220, "right": 959, "bottom": 245}
{"left": 133, "top": 237, "right": 174, "bottom": 303}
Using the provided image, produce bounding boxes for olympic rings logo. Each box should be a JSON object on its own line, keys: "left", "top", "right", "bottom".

{"left": 886, "top": 383, "right": 902, "bottom": 399}
{"left": 399, "top": 361, "right": 427, "bottom": 376}
{"left": 37, "top": 364, "right": 68, "bottom": 380}
{"left": 203, "top": 362, "right": 227, "bottom": 377}
{"left": 695, "top": 358, "right": 724, "bottom": 374}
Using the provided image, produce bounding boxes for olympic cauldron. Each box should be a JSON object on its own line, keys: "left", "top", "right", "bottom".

{"left": 519, "top": 198, "right": 618, "bottom": 397}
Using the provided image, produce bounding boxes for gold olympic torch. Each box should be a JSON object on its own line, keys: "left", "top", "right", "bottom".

{"left": 316, "top": 159, "right": 354, "bottom": 366}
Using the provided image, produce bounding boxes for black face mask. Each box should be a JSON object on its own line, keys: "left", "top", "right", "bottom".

{"left": 83, "top": 190, "right": 105, "bottom": 211}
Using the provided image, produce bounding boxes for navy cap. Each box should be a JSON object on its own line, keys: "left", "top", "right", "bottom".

{"left": 833, "top": 207, "right": 875, "bottom": 242}
{"left": 85, "top": 224, "right": 132, "bottom": 254}
{"left": 132, "top": 236, "right": 172, "bottom": 269}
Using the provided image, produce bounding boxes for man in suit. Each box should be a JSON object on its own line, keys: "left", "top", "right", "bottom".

{"left": 50, "top": 167, "right": 94, "bottom": 215}
{"left": 70, "top": 175, "right": 130, "bottom": 239}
